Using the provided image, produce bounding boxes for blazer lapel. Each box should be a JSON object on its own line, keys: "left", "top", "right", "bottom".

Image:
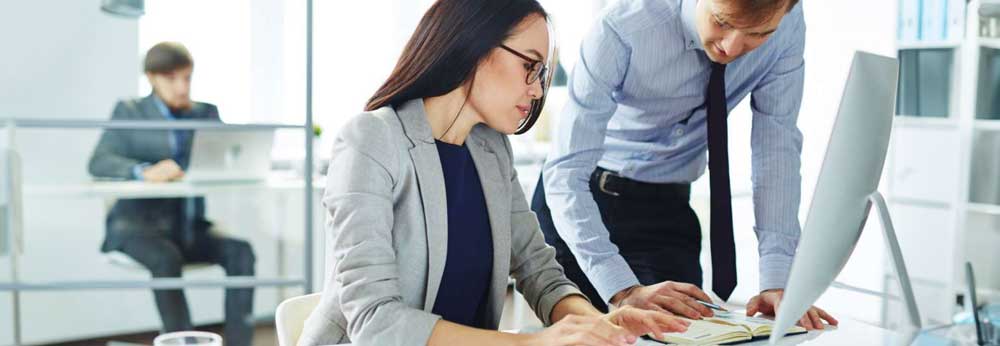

{"left": 394, "top": 100, "right": 449, "bottom": 311}
{"left": 467, "top": 125, "right": 511, "bottom": 322}
{"left": 138, "top": 95, "right": 175, "bottom": 160}
{"left": 139, "top": 95, "right": 161, "bottom": 120}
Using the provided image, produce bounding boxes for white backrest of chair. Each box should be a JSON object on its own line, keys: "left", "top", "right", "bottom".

{"left": 275, "top": 292, "right": 323, "bottom": 346}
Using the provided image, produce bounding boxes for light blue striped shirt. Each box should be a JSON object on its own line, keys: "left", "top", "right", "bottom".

{"left": 131, "top": 95, "right": 181, "bottom": 180}
{"left": 542, "top": 0, "right": 805, "bottom": 303}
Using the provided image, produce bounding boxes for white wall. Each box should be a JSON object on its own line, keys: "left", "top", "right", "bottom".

{"left": 0, "top": 0, "right": 140, "bottom": 343}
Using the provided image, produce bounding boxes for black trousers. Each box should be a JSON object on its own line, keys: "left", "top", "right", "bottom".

{"left": 119, "top": 234, "right": 256, "bottom": 346}
{"left": 531, "top": 167, "right": 702, "bottom": 312}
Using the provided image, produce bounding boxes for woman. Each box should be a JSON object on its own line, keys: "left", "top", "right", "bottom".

{"left": 297, "top": 1, "right": 689, "bottom": 345}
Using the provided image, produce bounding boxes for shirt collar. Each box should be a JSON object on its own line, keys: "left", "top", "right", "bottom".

{"left": 680, "top": 0, "right": 703, "bottom": 51}
{"left": 150, "top": 93, "right": 176, "bottom": 120}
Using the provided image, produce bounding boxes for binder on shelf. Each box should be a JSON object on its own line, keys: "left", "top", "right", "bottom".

{"left": 921, "top": 0, "right": 947, "bottom": 41}
{"left": 946, "top": 0, "right": 966, "bottom": 41}
{"left": 900, "top": 0, "right": 921, "bottom": 42}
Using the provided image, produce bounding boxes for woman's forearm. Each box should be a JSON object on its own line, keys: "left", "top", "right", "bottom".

{"left": 427, "top": 320, "right": 530, "bottom": 346}
{"left": 426, "top": 295, "right": 601, "bottom": 346}
{"left": 549, "top": 294, "right": 603, "bottom": 323}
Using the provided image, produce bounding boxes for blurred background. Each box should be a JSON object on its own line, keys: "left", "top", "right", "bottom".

{"left": 0, "top": 0, "right": 997, "bottom": 345}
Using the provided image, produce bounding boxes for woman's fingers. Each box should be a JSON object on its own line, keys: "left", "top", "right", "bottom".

{"left": 654, "top": 312, "right": 690, "bottom": 333}
{"left": 558, "top": 317, "right": 621, "bottom": 346}
{"left": 590, "top": 317, "right": 632, "bottom": 345}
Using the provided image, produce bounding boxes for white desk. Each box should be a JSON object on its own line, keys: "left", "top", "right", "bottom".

{"left": 326, "top": 319, "right": 910, "bottom": 346}
{"left": 24, "top": 176, "right": 324, "bottom": 199}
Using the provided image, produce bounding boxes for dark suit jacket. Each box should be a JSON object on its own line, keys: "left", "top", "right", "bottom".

{"left": 88, "top": 95, "right": 220, "bottom": 253}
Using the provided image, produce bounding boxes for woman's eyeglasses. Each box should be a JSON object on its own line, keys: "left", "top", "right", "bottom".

{"left": 499, "top": 44, "right": 548, "bottom": 85}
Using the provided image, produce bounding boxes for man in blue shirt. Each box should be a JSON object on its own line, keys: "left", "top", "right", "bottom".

{"left": 88, "top": 42, "right": 256, "bottom": 345}
{"left": 532, "top": 0, "right": 837, "bottom": 329}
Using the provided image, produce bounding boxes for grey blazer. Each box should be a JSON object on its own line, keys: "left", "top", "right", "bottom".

{"left": 297, "top": 99, "right": 584, "bottom": 346}
{"left": 87, "top": 95, "right": 219, "bottom": 252}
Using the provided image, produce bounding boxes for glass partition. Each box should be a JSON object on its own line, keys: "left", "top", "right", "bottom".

{"left": 2, "top": 124, "right": 316, "bottom": 345}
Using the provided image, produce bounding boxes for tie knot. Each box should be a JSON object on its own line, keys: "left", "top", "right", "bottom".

{"left": 712, "top": 62, "right": 726, "bottom": 74}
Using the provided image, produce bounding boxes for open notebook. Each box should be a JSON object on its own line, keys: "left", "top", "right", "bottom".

{"left": 645, "top": 311, "right": 807, "bottom": 345}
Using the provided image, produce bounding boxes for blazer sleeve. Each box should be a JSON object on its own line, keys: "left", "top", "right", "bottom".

{"left": 324, "top": 114, "right": 441, "bottom": 345}
{"left": 88, "top": 101, "right": 144, "bottom": 179}
{"left": 503, "top": 135, "right": 587, "bottom": 326}
{"left": 202, "top": 103, "right": 221, "bottom": 121}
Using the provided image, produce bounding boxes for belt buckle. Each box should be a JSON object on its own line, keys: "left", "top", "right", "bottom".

{"left": 598, "top": 170, "right": 621, "bottom": 197}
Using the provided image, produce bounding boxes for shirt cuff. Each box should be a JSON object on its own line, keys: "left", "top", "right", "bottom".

{"left": 131, "top": 163, "right": 151, "bottom": 181}
{"left": 587, "top": 254, "right": 641, "bottom": 304}
{"left": 759, "top": 253, "right": 794, "bottom": 291}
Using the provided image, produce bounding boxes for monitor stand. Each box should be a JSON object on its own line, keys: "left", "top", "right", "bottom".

{"left": 867, "top": 191, "right": 923, "bottom": 332}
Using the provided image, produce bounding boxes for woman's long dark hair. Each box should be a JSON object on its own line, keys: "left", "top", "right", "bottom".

{"left": 365, "top": 0, "right": 553, "bottom": 134}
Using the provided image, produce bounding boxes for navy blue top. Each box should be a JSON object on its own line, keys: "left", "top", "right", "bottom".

{"left": 430, "top": 140, "right": 494, "bottom": 328}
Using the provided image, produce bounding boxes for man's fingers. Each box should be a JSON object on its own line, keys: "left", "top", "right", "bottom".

{"left": 649, "top": 304, "right": 676, "bottom": 316}
{"left": 746, "top": 296, "right": 760, "bottom": 316}
{"left": 769, "top": 297, "right": 781, "bottom": 316}
{"left": 668, "top": 291, "right": 713, "bottom": 317}
{"left": 808, "top": 309, "right": 823, "bottom": 330}
{"left": 816, "top": 307, "right": 839, "bottom": 326}
{"left": 656, "top": 296, "right": 702, "bottom": 319}
{"left": 798, "top": 316, "right": 812, "bottom": 330}
{"left": 669, "top": 282, "right": 713, "bottom": 302}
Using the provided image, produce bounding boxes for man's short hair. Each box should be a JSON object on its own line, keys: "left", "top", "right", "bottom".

{"left": 723, "top": 0, "right": 800, "bottom": 27}
{"left": 143, "top": 42, "right": 193, "bottom": 74}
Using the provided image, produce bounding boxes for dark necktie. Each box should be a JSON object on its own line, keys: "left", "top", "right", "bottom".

{"left": 171, "top": 112, "right": 193, "bottom": 169}
{"left": 707, "top": 62, "right": 737, "bottom": 301}
{"left": 171, "top": 111, "right": 197, "bottom": 250}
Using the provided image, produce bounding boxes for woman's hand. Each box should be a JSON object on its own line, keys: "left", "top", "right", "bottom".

{"left": 520, "top": 307, "right": 689, "bottom": 346}
{"left": 520, "top": 314, "right": 637, "bottom": 346}
{"left": 604, "top": 305, "right": 690, "bottom": 340}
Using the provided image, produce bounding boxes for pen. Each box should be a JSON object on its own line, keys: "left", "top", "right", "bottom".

{"left": 696, "top": 300, "right": 728, "bottom": 312}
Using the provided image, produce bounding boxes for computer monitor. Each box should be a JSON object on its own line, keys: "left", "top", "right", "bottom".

{"left": 770, "top": 51, "right": 922, "bottom": 342}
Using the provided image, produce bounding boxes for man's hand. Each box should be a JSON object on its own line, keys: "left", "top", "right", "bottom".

{"left": 142, "top": 159, "right": 184, "bottom": 183}
{"left": 746, "top": 289, "right": 839, "bottom": 330}
{"left": 610, "top": 281, "right": 715, "bottom": 319}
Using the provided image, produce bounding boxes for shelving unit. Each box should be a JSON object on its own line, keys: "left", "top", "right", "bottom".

{"left": 886, "top": 0, "right": 1000, "bottom": 329}
{"left": 982, "top": 37, "right": 1000, "bottom": 49}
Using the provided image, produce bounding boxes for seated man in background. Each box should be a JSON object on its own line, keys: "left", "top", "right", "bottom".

{"left": 88, "top": 41, "right": 256, "bottom": 346}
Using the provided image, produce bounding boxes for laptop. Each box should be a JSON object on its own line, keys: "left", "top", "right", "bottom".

{"left": 184, "top": 130, "right": 274, "bottom": 183}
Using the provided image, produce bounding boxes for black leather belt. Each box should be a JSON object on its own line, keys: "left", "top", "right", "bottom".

{"left": 591, "top": 167, "right": 691, "bottom": 202}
